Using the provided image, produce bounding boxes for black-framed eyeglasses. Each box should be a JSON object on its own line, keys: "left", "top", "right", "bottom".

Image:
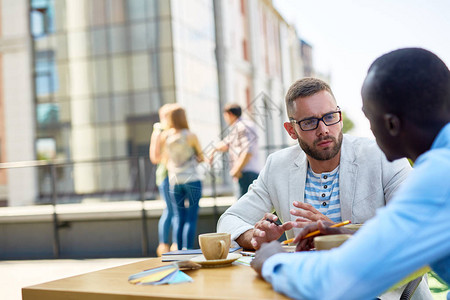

{"left": 290, "top": 108, "right": 342, "bottom": 131}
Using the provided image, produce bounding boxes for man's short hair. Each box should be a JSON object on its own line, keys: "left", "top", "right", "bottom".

{"left": 224, "top": 103, "right": 242, "bottom": 118}
{"left": 365, "top": 48, "right": 450, "bottom": 120}
{"left": 285, "top": 78, "right": 336, "bottom": 117}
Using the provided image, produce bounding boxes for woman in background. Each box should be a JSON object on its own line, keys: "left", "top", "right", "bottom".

{"left": 149, "top": 103, "right": 178, "bottom": 256}
{"left": 156, "top": 107, "right": 204, "bottom": 250}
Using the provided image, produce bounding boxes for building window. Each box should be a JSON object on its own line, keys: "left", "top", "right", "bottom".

{"left": 30, "top": 0, "right": 55, "bottom": 37}
{"left": 35, "top": 50, "right": 58, "bottom": 95}
{"left": 37, "top": 103, "right": 59, "bottom": 125}
{"left": 36, "top": 138, "right": 56, "bottom": 160}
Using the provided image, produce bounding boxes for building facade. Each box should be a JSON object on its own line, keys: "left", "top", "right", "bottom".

{"left": 0, "top": 0, "right": 310, "bottom": 206}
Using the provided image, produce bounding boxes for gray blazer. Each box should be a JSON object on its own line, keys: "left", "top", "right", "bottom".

{"left": 217, "top": 134, "right": 412, "bottom": 242}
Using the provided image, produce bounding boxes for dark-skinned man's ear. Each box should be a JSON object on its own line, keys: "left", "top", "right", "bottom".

{"left": 383, "top": 114, "right": 401, "bottom": 136}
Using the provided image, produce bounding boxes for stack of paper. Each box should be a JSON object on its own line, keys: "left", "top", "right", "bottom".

{"left": 128, "top": 265, "right": 193, "bottom": 285}
{"left": 161, "top": 246, "right": 242, "bottom": 262}
{"left": 235, "top": 255, "right": 254, "bottom": 266}
{"left": 235, "top": 246, "right": 295, "bottom": 267}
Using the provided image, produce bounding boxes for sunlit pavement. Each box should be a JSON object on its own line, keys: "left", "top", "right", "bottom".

{"left": 0, "top": 258, "right": 145, "bottom": 300}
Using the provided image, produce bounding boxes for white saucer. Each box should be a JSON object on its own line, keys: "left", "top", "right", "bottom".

{"left": 190, "top": 253, "right": 242, "bottom": 268}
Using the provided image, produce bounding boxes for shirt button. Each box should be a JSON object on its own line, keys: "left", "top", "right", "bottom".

{"left": 322, "top": 202, "right": 327, "bottom": 206}
{"left": 324, "top": 185, "right": 328, "bottom": 189}
{"left": 321, "top": 193, "right": 325, "bottom": 197}
{"left": 323, "top": 175, "right": 328, "bottom": 179}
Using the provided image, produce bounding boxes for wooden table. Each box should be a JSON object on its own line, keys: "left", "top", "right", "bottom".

{"left": 22, "top": 258, "right": 289, "bottom": 300}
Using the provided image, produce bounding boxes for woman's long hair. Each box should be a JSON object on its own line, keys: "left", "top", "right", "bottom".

{"left": 167, "top": 107, "right": 189, "bottom": 130}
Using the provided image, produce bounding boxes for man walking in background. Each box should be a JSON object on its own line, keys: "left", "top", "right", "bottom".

{"left": 210, "top": 103, "right": 260, "bottom": 198}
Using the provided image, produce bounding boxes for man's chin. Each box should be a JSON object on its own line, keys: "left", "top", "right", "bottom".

{"left": 298, "top": 137, "right": 341, "bottom": 161}
{"left": 312, "top": 148, "right": 339, "bottom": 161}
{"left": 384, "top": 153, "right": 405, "bottom": 162}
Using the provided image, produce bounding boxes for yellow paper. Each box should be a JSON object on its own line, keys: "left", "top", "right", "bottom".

{"left": 129, "top": 267, "right": 177, "bottom": 284}
{"left": 387, "top": 266, "right": 431, "bottom": 291}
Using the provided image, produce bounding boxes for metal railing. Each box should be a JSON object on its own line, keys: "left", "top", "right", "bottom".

{"left": 0, "top": 144, "right": 290, "bottom": 258}
{"left": 0, "top": 156, "right": 231, "bottom": 258}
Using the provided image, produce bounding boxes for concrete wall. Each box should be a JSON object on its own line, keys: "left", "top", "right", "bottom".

{"left": 0, "top": 198, "right": 233, "bottom": 259}
{"left": 0, "top": 215, "right": 219, "bottom": 259}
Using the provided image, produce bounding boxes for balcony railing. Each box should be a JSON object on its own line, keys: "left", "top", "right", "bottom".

{"left": 0, "top": 156, "right": 232, "bottom": 258}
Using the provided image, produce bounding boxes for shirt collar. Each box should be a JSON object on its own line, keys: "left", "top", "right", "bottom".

{"left": 430, "top": 122, "right": 450, "bottom": 150}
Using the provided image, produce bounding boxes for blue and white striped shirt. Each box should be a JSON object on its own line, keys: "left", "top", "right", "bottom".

{"left": 304, "top": 166, "right": 341, "bottom": 223}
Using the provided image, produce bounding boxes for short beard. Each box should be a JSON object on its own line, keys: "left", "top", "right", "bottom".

{"left": 298, "top": 131, "right": 343, "bottom": 161}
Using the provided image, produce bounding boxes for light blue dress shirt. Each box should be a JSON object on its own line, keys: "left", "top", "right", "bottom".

{"left": 262, "top": 123, "right": 450, "bottom": 300}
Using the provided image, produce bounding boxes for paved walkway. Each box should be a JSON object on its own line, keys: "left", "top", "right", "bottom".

{"left": 0, "top": 258, "right": 145, "bottom": 300}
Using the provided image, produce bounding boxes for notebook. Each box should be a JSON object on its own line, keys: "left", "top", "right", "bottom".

{"left": 161, "top": 246, "right": 242, "bottom": 262}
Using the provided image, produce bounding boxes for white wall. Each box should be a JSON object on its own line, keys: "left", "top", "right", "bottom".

{"left": 1, "top": 0, "right": 38, "bottom": 206}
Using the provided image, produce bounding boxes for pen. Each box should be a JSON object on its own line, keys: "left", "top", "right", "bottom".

{"left": 240, "top": 251, "right": 256, "bottom": 257}
{"left": 281, "top": 220, "right": 351, "bottom": 245}
{"left": 266, "top": 218, "right": 279, "bottom": 225}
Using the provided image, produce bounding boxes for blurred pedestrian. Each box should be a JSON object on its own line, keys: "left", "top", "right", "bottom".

{"left": 210, "top": 103, "right": 260, "bottom": 198}
{"left": 156, "top": 107, "right": 204, "bottom": 250}
{"left": 149, "top": 103, "right": 178, "bottom": 256}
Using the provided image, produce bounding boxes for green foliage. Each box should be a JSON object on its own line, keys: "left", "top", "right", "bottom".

{"left": 37, "top": 152, "right": 50, "bottom": 161}
{"left": 342, "top": 111, "right": 354, "bottom": 133}
{"left": 428, "top": 271, "right": 449, "bottom": 300}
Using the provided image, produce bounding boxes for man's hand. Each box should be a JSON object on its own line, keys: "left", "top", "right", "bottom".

{"left": 251, "top": 241, "right": 285, "bottom": 276}
{"left": 208, "top": 142, "right": 228, "bottom": 165}
{"left": 250, "top": 213, "right": 296, "bottom": 250}
{"left": 290, "top": 201, "right": 334, "bottom": 225}
{"left": 207, "top": 150, "right": 216, "bottom": 165}
{"left": 229, "top": 168, "right": 242, "bottom": 179}
{"left": 293, "top": 220, "right": 355, "bottom": 252}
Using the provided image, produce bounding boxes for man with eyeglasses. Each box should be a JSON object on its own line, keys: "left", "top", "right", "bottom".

{"left": 218, "top": 77, "right": 432, "bottom": 298}
{"left": 218, "top": 77, "right": 412, "bottom": 249}
{"left": 249, "top": 49, "right": 447, "bottom": 300}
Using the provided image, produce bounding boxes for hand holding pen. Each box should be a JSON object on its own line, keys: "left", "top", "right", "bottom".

{"left": 282, "top": 220, "right": 351, "bottom": 245}
{"left": 289, "top": 220, "right": 354, "bottom": 252}
{"left": 250, "top": 213, "right": 297, "bottom": 250}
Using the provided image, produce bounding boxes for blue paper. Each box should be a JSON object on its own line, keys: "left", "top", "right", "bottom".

{"left": 129, "top": 265, "right": 193, "bottom": 285}
{"left": 168, "top": 270, "right": 193, "bottom": 284}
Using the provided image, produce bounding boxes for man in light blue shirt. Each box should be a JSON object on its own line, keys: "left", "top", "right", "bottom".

{"left": 251, "top": 48, "right": 450, "bottom": 299}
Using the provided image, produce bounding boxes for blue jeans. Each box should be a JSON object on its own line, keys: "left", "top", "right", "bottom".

{"left": 171, "top": 180, "right": 202, "bottom": 249}
{"left": 157, "top": 177, "right": 176, "bottom": 244}
{"left": 238, "top": 171, "right": 259, "bottom": 198}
